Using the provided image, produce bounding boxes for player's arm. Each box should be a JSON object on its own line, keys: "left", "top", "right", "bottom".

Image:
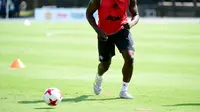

{"left": 86, "top": 0, "right": 107, "bottom": 41}
{"left": 123, "top": 0, "right": 140, "bottom": 29}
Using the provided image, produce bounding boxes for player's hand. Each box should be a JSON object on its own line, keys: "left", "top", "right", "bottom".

{"left": 123, "top": 21, "right": 131, "bottom": 29}
{"left": 97, "top": 29, "right": 108, "bottom": 41}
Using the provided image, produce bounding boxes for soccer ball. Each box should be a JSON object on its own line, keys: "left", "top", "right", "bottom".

{"left": 43, "top": 88, "right": 62, "bottom": 106}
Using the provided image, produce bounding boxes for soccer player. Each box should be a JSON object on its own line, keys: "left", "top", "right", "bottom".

{"left": 86, "top": 0, "right": 139, "bottom": 99}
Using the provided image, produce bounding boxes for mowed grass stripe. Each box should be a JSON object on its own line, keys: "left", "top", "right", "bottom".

{"left": 0, "top": 22, "right": 200, "bottom": 112}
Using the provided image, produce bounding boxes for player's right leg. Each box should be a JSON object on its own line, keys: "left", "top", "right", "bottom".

{"left": 98, "top": 60, "right": 111, "bottom": 76}
{"left": 94, "top": 37, "right": 115, "bottom": 95}
{"left": 94, "top": 60, "right": 111, "bottom": 95}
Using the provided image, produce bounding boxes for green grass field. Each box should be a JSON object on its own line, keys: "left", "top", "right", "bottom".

{"left": 0, "top": 20, "right": 200, "bottom": 112}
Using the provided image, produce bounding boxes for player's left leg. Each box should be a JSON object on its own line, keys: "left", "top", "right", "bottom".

{"left": 120, "top": 50, "right": 134, "bottom": 99}
{"left": 121, "top": 50, "right": 134, "bottom": 83}
{"left": 115, "top": 29, "right": 135, "bottom": 99}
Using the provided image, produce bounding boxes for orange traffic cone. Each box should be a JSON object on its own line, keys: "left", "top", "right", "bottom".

{"left": 10, "top": 58, "right": 25, "bottom": 68}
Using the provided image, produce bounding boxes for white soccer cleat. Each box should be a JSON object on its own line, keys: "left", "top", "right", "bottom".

{"left": 119, "top": 91, "right": 134, "bottom": 99}
{"left": 93, "top": 75, "right": 103, "bottom": 95}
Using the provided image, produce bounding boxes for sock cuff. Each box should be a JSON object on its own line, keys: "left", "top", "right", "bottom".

{"left": 123, "top": 81, "right": 129, "bottom": 86}
{"left": 121, "top": 82, "right": 129, "bottom": 92}
{"left": 97, "top": 73, "right": 103, "bottom": 80}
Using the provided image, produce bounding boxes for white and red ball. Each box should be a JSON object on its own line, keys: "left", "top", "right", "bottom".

{"left": 43, "top": 88, "right": 62, "bottom": 106}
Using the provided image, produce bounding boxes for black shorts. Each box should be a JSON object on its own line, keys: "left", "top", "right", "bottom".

{"left": 98, "top": 29, "right": 134, "bottom": 62}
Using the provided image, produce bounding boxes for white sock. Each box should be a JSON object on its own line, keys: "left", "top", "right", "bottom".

{"left": 96, "top": 73, "right": 103, "bottom": 80}
{"left": 121, "top": 82, "right": 129, "bottom": 92}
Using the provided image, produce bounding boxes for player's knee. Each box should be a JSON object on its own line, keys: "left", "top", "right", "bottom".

{"left": 100, "top": 61, "right": 111, "bottom": 71}
{"left": 122, "top": 50, "right": 134, "bottom": 66}
{"left": 124, "top": 55, "right": 134, "bottom": 67}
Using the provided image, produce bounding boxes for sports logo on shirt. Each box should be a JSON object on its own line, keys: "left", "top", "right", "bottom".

{"left": 106, "top": 15, "right": 122, "bottom": 21}
{"left": 105, "top": 3, "right": 121, "bottom": 21}
{"left": 112, "top": 3, "right": 120, "bottom": 9}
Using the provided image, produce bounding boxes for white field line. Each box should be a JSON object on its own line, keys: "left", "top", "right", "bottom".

{"left": 31, "top": 70, "right": 200, "bottom": 82}
{"left": 46, "top": 30, "right": 94, "bottom": 37}
{"left": 139, "top": 17, "right": 200, "bottom": 24}
{"left": 0, "top": 17, "right": 199, "bottom": 23}
{"left": 45, "top": 30, "right": 200, "bottom": 39}
{"left": 137, "top": 34, "right": 200, "bottom": 39}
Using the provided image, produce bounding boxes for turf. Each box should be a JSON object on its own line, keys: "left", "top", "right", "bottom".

{"left": 0, "top": 20, "right": 200, "bottom": 112}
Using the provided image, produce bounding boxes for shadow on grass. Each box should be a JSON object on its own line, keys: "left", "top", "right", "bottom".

{"left": 163, "top": 103, "right": 200, "bottom": 107}
{"left": 18, "top": 95, "right": 120, "bottom": 104}
{"left": 34, "top": 107, "right": 55, "bottom": 110}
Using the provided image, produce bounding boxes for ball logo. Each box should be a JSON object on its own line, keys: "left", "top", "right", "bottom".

{"left": 45, "top": 12, "right": 52, "bottom": 20}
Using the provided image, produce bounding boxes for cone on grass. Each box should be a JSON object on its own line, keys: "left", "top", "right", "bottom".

{"left": 10, "top": 58, "right": 25, "bottom": 68}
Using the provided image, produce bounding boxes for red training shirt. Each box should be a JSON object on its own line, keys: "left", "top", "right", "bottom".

{"left": 98, "top": 0, "right": 129, "bottom": 35}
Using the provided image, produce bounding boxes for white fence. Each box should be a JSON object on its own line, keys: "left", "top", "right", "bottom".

{"left": 35, "top": 8, "right": 98, "bottom": 21}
